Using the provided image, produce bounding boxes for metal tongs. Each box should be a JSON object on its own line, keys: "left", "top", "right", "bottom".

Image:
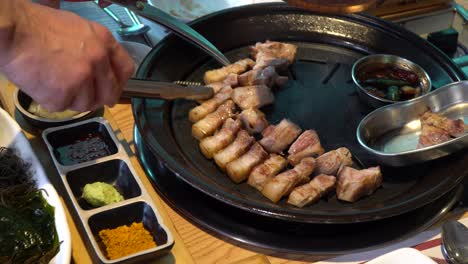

{"left": 122, "top": 79, "right": 213, "bottom": 100}
{"left": 103, "top": 0, "right": 230, "bottom": 66}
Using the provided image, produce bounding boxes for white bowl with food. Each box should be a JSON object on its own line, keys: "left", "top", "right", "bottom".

{"left": 14, "top": 89, "right": 95, "bottom": 129}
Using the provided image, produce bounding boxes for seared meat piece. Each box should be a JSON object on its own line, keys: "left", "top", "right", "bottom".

{"left": 204, "top": 58, "right": 255, "bottom": 84}
{"left": 288, "top": 174, "right": 336, "bottom": 207}
{"left": 205, "top": 74, "right": 239, "bottom": 95}
{"left": 251, "top": 41, "right": 297, "bottom": 70}
{"left": 226, "top": 143, "right": 269, "bottom": 183}
{"left": 262, "top": 157, "right": 316, "bottom": 203}
{"left": 251, "top": 41, "right": 297, "bottom": 63}
{"left": 199, "top": 118, "right": 242, "bottom": 159}
{"left": 189, "top": 86, "right": 233, "bottom": 122}
{"left": 248, "top": 154, "right": 288, "bottom": 191}
{"left": 337, "top": 166, "right": 382, "bottom": 202}
{"left": 420, "top": 110, "right": 465, "bottom": 137}
{"left": 223, "top": 73, "right": 239, "bottom": 88}
{"left": 238, "top": 66, "right": 288, "bottom": 87}
{"left": 287, "top": 130, "right": 325, "bottom": 165}
{"left": 315, "top": 147, "right": 353, "bottom": 175}
{"left": 314, "top": 174, "right": 337, "bottom": 193}
{"left": 255, "top": 58, "right": 289, "bottom": 72}
{"left": 206, "top": 82, "right": 225, "bottom": 94}
{"left": 259, "top": 119, "right": 302, "bottom": 153}
{"left": 231, "top": 85, "right": 275, "bottom": 110}
{"left": 417, "top": 124, "right": 451, "bottom": 148}
{"left": 239, "top": 108, "right": 269, "bottom": 134}
{"left": 262, "top": 170, "right": 298, "bottom": 203}
{"left": 214, "top": 130, "right": 254, "bottom": 171}
{"left": 192, "top": 100, "right": 236, "bottom": 140}
{"left": 262, "top": 125, "right": 275, "bottom": 137}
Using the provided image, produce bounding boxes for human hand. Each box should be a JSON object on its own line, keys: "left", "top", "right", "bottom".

{"left": 0, "top": 1, "right": 134, "bottom": 112}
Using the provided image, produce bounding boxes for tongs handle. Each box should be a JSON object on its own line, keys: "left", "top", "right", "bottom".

{"left": 122, "top": 78, "right": 214, "bottom": 100}
{"left": 104, "top": 0, "right": 230, "bottom": 66}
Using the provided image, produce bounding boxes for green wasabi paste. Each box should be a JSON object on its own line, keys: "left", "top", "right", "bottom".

{"left": 82, "top": 182, "right": 124, "bottom": 207}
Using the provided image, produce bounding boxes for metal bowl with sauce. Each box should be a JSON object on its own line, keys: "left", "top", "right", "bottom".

{"left": 352, "top": 54, "right": 432, "bottom": 108}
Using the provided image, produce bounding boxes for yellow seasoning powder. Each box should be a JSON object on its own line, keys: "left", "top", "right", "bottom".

{"left": 98, "top": 222, "right": 157, "bottom": 260}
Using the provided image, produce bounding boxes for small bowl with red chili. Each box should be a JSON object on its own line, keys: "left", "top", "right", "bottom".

{"left": 352, "top": 54, "right": 432, "bottom": 108}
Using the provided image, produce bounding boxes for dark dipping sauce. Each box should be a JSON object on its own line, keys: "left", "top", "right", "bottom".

{"left": 357, "top": 64, "right": 422, "bottom": 101}
{"left": 56, "top": 132, "right": 113, "bottom": 166}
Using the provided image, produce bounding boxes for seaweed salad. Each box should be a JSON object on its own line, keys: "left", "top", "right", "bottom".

{"left": 0, "top": 147, "right": 59, "bottom": 264}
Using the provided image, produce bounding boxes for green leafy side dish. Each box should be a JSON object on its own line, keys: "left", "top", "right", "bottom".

{"left": 0, "top": 147, "right": 59, "bottom": 264}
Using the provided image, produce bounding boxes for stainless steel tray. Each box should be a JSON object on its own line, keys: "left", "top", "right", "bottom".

{"left": 357, "top": 81, "right": 468, "bottom": 166}
{"left": 42, "top": 117, "right": 174, "bottom": 263}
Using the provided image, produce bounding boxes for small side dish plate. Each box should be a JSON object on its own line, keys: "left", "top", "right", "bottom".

{"left": 357, "top": 81, "right": 468, "bottom": 167}
{"left": 42, "top": 117, "right": 174, "bottom": 263}
{"left": 0, "top": 108, "right": 72, "bottom": 264}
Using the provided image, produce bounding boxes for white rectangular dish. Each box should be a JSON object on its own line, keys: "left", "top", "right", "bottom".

{"left": 0, "top": 108, "right": 71, "bottom": 264}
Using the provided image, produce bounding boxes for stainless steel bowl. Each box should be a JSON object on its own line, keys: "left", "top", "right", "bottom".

{"left": 351, "top": 54, "right": 432, "bottom": 109}
{"left": 14, "top": 89, "right": 95, "bottom": 129}
{"left": 357, "top": 80, "right": 468, "bottom": 167}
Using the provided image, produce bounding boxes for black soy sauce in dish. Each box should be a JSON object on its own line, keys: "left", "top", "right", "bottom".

{"left": 56, "top": 132, "right": 112, "bottom": 166}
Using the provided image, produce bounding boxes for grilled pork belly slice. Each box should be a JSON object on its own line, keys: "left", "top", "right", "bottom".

{"left": 336, "top": 166, "right": 382, "bottom": 202}
{"left": 239, "top": 108, "right": 269, "bottom": 134}
{"left": 205, "top": 74, "right": 238, "bottom": 95}
{"left": 256, "top": 58, "right": 289, "bottom": 72}
{"left": 259, "top": 119, "right": 302, "bottom": 153}
{"left": 189, "top": 86, "right": 233, "bottom": 122}
{"left": 417, "top": 124, "right": 451, "bottom": 148}
{"left": 262, "top": 157, "right": 316, "bottom": 203}
{"left": 262, "top": 125, "right": 275, "bottom": 137}
{"left": 312, "top": 174, "right": 337, "bottom": 195}
{"left": 206, "top": 82, "right": 225, "bottom": 94}
{"left": 214, "top": 130, "right": 254, "bottom": 171}
{"left": 420, "top": 110, "right": 465, "bottom": 137}
{"left": 251, "top": 41, "right": 297, "bottom": 70}
{"left": 288, "top": 130, "right": 325, "bottom": 165}
{"left": 315, "top": 147, "right": 353, "bottom": 175}
{"left": 247, "top": 154, "right": 288, "bottom": 191}
{"left": 192, "top": 100, "right": 236, "bottom": 140}
{"left": 203, "top": 76, "right": 237, "bottom": 97}
{"left": 288, "top": 174, "right": 336, "bottom": 207}
{"left": 238, "top": 66, "right": 288, "bottom": 87}
{"left": 204, "top": 58, "right": 255, "bottom": 84}
{"left": 199, "top": 118, "right": 242, "bottom": 159}
{"left": 223, "top": 73, "right": 239, "bottom": 88}
{"left": 231, "top": 85, "right": 275, "bottom": 110}
{"left": 226, "top": 143, "right": 268, "bottom": 183}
